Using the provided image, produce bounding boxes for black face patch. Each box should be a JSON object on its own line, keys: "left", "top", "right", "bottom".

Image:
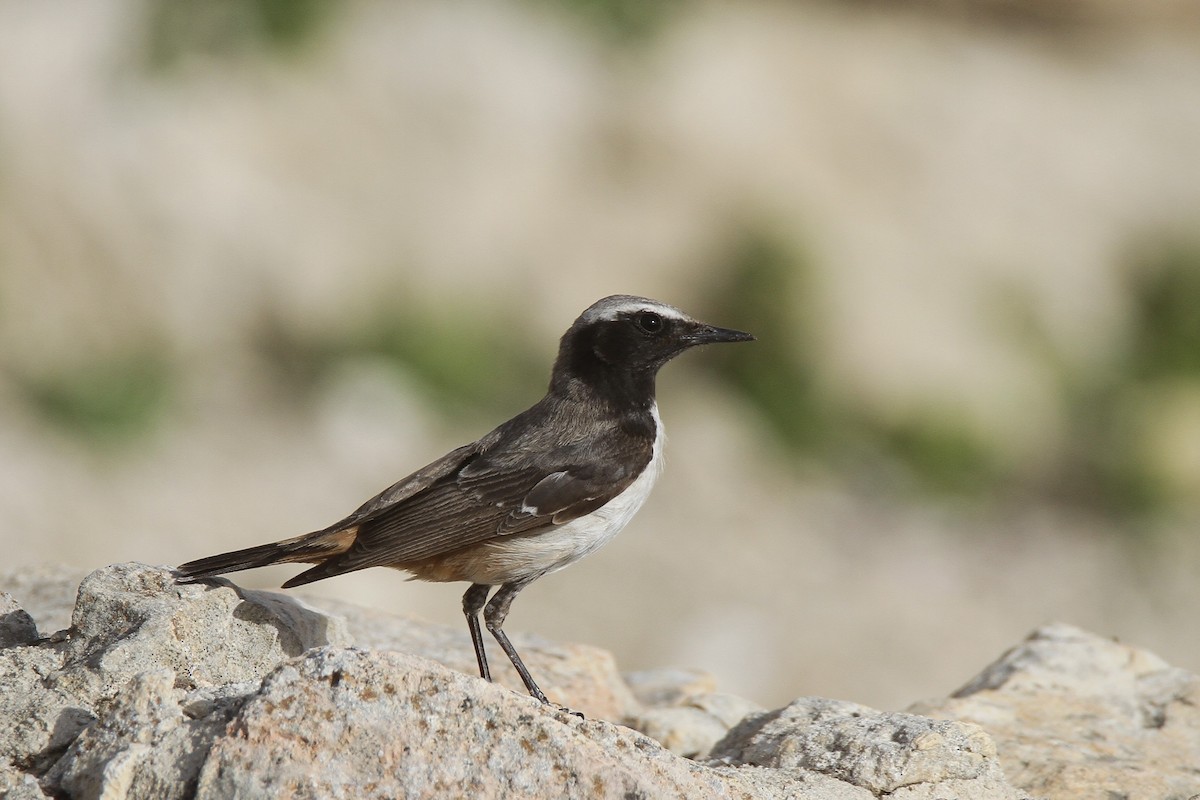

{"left": 588, "top": 314, "right": 686, "bottom": 371}
{"left": 549, "top": 296, "right": 748, "bottom": 409}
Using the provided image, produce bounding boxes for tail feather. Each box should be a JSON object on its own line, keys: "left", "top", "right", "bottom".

{"left": 278, "top": 553, "right": 366, "bottom": 589}
{"left": 176, "top": 527, "right": 357, "bottom": 582}
{"left": 280, "top": 562, "right": 340, "bottom": 589}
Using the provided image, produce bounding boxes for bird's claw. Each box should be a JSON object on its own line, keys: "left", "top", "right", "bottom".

{"left": 552, "top": 703, "right": 584, "bottom": 719}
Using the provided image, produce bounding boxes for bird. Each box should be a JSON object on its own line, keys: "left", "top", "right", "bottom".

{"left": 177, "top": 294, "right": 754, "bottom": 706}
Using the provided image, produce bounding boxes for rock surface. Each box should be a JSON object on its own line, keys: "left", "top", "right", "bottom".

{"left": 0, "top": 563, "right": 1197, "bottom": 799}
{"left": 913, "top": 623, "right": 1200, "bottom": 800}
{"left": 0, "top": 591, "right": 38, "bottom": 648}
{"left": 310, "top": 594, "right": 638, "bottom": 721}
{"left": 710, "top": 697, "right": 1016, "bottom": 799}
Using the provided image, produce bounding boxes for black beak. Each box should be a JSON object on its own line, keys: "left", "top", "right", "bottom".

{"left": 684, "top": 323, "right": 756, "bottom": 346}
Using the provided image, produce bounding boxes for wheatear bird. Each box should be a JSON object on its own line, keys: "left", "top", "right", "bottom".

{"left": 177, "top": 295, "right": 753, "bottom": 705}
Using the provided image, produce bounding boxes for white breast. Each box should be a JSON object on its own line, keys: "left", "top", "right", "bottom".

{"left": 464, "top": 405, "right": 664, "bottom": 585}
{"left": 556, "top": 404, "right": 665, "bottom": 558}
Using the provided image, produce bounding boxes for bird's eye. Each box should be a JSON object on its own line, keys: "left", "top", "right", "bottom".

{"left": 636, "top": 311, "right": 664, "bottom": 334}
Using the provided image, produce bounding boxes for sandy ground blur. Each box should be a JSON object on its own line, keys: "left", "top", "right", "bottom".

{"left": 2, "top": 0, "right": 1199, "bottom": 710}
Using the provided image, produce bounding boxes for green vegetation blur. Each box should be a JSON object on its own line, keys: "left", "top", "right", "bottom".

{"left": 9, "top": 0, "right": 1200, "bottom": 528}
{"left": 17, "top": 233, "right": 1200, "bottom": 523}
{"left": 703, "top": 230, "right": 1200, "bottom": 518}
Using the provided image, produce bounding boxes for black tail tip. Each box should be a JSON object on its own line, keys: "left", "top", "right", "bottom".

{"left": 173, "top": 560, "right": 236, "bottom": 584}
{"left": 173, "top": 567, "right": 215, "bottom": 584}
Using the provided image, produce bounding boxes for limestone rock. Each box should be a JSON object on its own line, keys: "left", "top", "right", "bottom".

{"left": 0, "top": 563, "right": 351, "bottom": 792}
{"left": 193, "top": 646, "right": 798, "bottom": 800}
{"left": 635, "top": 705, "right": 742, "bottom": 759}
{"left": 2, "top": 563, "right": 1197, "bottom": 799}
{"left": 629, "top": 689, "right": 763, "bottom": 758}
{"left": 0, "top": 632, "right": 93, "bottom": 776}
{"left": 59, "top": 563, "right": 352, "bottom": 699}
{"left": 0, "top": 591, "right": 38, "bottom": 647}
{"left": 914, "top": 623, "right": 1200, "bottom": 800}
{"left": 44, "top": 669, "right": 246, "bottom": 800}
{"left": 623, "top": 668, "right": 764, "bottom": 757}
{"left": 709, "top": 696, "right": 1021, "bottom": 799}
{"left": 0, "top": 765, "right": 50, "bottom": 800}
{"left": 312, "top": 595, "right": 638, "bottom": 720}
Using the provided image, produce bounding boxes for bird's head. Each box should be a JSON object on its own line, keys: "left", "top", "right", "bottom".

{"left": 552, "top": 295, "right": 754, "bottom": 400}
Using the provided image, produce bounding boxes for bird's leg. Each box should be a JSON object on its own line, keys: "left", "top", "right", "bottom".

{"left": 462, "top": 583, "right": 493, "bottom": 682}
{"left": 483, "top": 579, "right": 549, "bottom": 705}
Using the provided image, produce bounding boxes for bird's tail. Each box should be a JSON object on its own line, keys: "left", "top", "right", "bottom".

{"left": 175, "top": 527, "right": 357, "bottom": 582}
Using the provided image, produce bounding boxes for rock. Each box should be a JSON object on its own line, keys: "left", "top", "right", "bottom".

{"left": 312, "top": 595, "right": 638, "bottom": 720}
{"left": 0, "top": 765, "right": 49, "bottom": 800}
{"left": 0, "top": 563, "right": 351, "bottom": 789}
{"left": 44, "top": 669, "right": 244, "bottom": 800}
{"left": 192, "top": 646, "right": 795, "bottom": 800}
{"left": 623, "top": 668, "right": 764, "bottom": 758}
{"left": 708, "top": 696, "right": 1020, "bottom": 799}
{"left": 60, "top": 563, "right": 352, "bottom": 697}
{"left": 692, "top": 692, "right": 765, "bottom": 729}
{"left": 1, "top": 564, "right": 85, "bottom": 637}
{"left": 634, "top": 705, "right": 736, "bottom": 759}
{"left": 625, "top": 666, "right": 719, "bottom": 707}
{"left": 914, "top": 623, "right": 1200, "bottom": 800}
{"left": 0, "top": 591, "right": 38, "bottom": 648}
{"left": 2, "top": 563, "right": 1197, "bottom": 799}
{"left": 629, "top": 689, "right": 764, "bottom": 758}
{"left": 0, "top": 632, "right": 94, "bottom": 776}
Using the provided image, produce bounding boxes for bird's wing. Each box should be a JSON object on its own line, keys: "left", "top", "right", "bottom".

{"left": 293, "top": 429, "right": 651, "bottom": 581}
{"left": 333, "top": 438, "right": 496, "bottom": 526}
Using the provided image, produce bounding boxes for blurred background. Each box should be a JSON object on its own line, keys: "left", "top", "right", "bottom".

{"left": 2, "top": 0, "right": 1199, "bottom": 711}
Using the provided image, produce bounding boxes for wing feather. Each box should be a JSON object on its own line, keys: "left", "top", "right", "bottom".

{"left": 290, "top": 402, "right": 655, "bottom": 584}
